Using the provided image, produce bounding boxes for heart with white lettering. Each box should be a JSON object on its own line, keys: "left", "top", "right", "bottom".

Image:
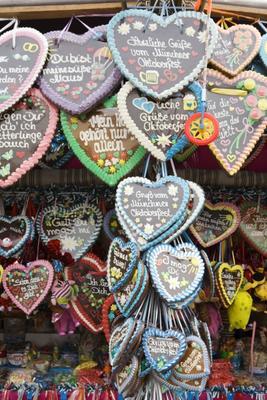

{"left": 107, "top": 9, "right": 218, "bottom": 99}
{"left": 60, "top": 97, "right": 146, "bottom": 186}
{"left": 117, "top": 81, "right": 201, "bottom": 160}
{"left": 0, "top": 216, "right": 34, "bottom": 257}
{"left": 239, "top": 202, "right": 267, "bottom": 257}
{"left": 109, "top": 317, "right": 136, "bottom": 366}
{"left": 259, "top": 33, "right": 267, "bottom": 68}
{"left": 40, "top": 26, "right": 121, "bottom": 114}
{"left": 107, "top": 237, "right": 139, "bottom": 292}
{"left": 0, "top": 88, "right": 58, "bottom": 187}
{"left": 116, "top": 176, "right": 190, "bottom": 241}
{"left": 189, "top": 200, "right": 241, "bottom": 247}
{"left": 173, "top": 335, "right": 210, "bottom": 380}
{"left": 3, "top": 260, "right": 54, "bottom": 315}
{"left": 216, "top": 263, "right": 244, "bottom": 307}
{"left": 65, "top": 253, "right": 108, "bottom": 333}
{"left": 0, "top": 28, "right": 48, "bottom": 113}
{"left": 142, "top": 328, "right": 187, "bottom": 372}
{"left": 148, "top": 243, "right": 205, "bottom": 304}
{"left": 206, "top": 69, "right": 267, "bottom": 175}
{"left": 210, "top": 25, "right": 261, "bottom": 76}
{"left": 37, "top": 203, "right": 102, "bottom": 261}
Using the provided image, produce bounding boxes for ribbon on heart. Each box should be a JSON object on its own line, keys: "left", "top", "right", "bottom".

{"left": 3, "top": 260, "right": 54, "bottom": 315}
{"left": 216, "top": 263, "right": 244, "bottom": 306}
{"left": 0, "top": 216, "right": 34, "bottom": 257}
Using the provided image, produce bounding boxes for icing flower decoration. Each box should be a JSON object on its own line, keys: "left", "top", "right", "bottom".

{"left": 118, "top": 22, "right": 131, "bottom": 35}
{"left": 249, "top": 108, "right": 264, "bottom": 120}
{"left": 86, "top": 81, "right": 98, "bottom": 90}
{"left": 148, "top": 23, "right": 157, "bottom": 32}
{"left": 256, "top": 86, "right": 267, "bottom": 97}
{"left": 185, "top": 27, "right": 196, "bottom": 37}
{"left": 233, "top": 30, "right": 252, "bottom": 51}
{"left": 133, "top": 21, "right": 144, "bottom": 30}
{"left": 97, "top": 159, "right": 105, "bottom": 168}
{"left": 245, "top": 94, "right": 258, "bottom": 108}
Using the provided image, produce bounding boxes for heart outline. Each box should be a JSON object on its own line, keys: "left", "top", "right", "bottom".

{"left": 0, "top": 216, "right": 34, "bottom": 258}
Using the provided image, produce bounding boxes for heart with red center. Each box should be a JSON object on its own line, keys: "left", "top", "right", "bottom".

{"left": 3, "top": 260, "right": 54, "bottom": 315}
{"left": 66, "top": 253, "right": 109, "bottom": 333}
{"left": 206, "top": 69, "right": 267, "bottom": 175}
{"left": 0, "top": 88, "right": 58, "bottom": 187}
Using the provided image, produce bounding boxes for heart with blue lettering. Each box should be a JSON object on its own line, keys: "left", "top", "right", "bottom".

{"left": 142, "top": 328, "right": 187, "bottom": 372}
{"left": 147, "top": 243, "right": 205, "bottom": 305}
{"left": 107, "top": 9, "right": 218, "bottom": 99}
{"left": 259, "top": 33, "right": 267, "bottom": 68}
{"left": 109, "top": 317, "right": 136, "bottom": 366}
{"left": 107, "top": 237, "right": 139, "bottom": 292}
{"left": 118, "top": 82, "right": 202, "bottom": 160}
{"left": 0, "top": 216, "right": 34, "bottom": 258}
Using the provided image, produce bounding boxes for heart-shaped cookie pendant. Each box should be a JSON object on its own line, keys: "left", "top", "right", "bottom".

{"left": 206, "top": 69, "right": 267, "bottom": 175}
{"left": 0, "top": 216, "right": 34, "bottom": 257}
{"left": 109, "top": 317, "right": 136, "bottom": 366}
{"left": 40, "top": 27, "right": 121, "bottom": 114}
{"left": 115, "top": 355, "right": 139, "bottom": 398}
{"left": 189, "top": 201, "right": 240, "bottom": 247}
{"left": 216, "top": 263, "right": 244, "bottom": 307}
{"left": 107, "top": 9, "right": 218, "bottom": 99}
{"left": 259, "top": 33, "right": 267, "bottom": 68}
{"left": 0, "top": 28, "right": 48, "bottom": 113}
{"left": 3, "top": 260, "right": 54, "bottom": 315}
{"left": 142, "top": 328, "right": 187, "bottom": 372}
{"left": 0, "top": 88, "right": 58, "bottom": 187}
{"left": 210, "top": 25, "right": 261, "bottom": 76}
{"left": 117, "top": 81, "right": 202, "bottom": 160}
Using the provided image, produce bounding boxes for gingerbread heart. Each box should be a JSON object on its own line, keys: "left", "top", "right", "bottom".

{"left": 210, "top": 25, "right": 261, "bottom": 76}
{"left": 216, "top": 263, "right": 244, "bottom": 306}
{"left": 0, "top": 28, "right": 48, "bottom": 113}
{"left": 170, "top": 374, "right": 208, "bottom": 392}
{"left": 3, "top": 260, "right": 54, "bottom": 315}
{"left": 259, "top": 33, "right": 267, "bottom": 68}
{"left": 117, "top": 81, "right": 201, "bottom": 160}
{"left": 40, "top": 27, "right": 121, "bottom": 114}
{"left": 109, "top": 317, "right": 136, "bottom": 366}
{"left": 107, "top": 9, "right": 218, "bottom": 99}
{"left": 65, "top": 253, "right": 108, "bottom": 333}
{"left": 0, "top": 88, "right": 58, "bottom": 187}
{"left": 189, "top": 201, "right": 241, "bottom": 247}
{"left": 103, "top": 209, "right": 125, "bottom": 241}
{"left": 206, "top": 69, "right": 267, "bottom": 175}
{"left": 0, "top": 216, "right": 34, "bottom": 257}
{"left": 102, "top": 294, "right": 118, "bottom": 342}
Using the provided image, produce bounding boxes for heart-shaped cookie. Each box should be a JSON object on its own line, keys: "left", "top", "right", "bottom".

{"left": 103, "top": 209, "right": 125, "bottom": 241}
{"left": 0, "top": 88, "right": 58, "bottom": 187}
{"left": 60, "top": 100, "right": 146, "bottom": 186}
{"left": 115, "top": 355, "right": 139, "bottom": 397}
{"left": 148, "top": 243, "right": 204, "bottom": 304}
{"left": 206, "top": 69, "right": 267, "bottom": 175}
{"left": 117, "top": 81, "right": 201, "bottom": 160}
{"left": 259, "top": 33, "right": 267, "bottom": 68}
{"left": 37, "top": 203, "right": 102, "bottom": 261}
{"left": 170, "top": 374, "right": 208, "bottom": 392}
{"left": 189, "top": 200, "right": 241, "bottom": 248}
{"left": 107, "top": 9, "right": 218, "bottom": 99}
{"left": 109, "top": 317, "right": 136, "bottom": 366}
{"left": 102, "top": 294, "right": 118, "bottom": 342}
{"left": 116, "top": 176, "right": 190, "bottom": 241}
{"left": 107, "top": 237, "right": 139, "bottom": 292}
{"left": 210, "top": 25, "right": 261, "bottom": 76}
{"left": 239, "top": 202, "right": 267, "bottom": 257}
{"left": 0, "top": 216, "right": 34, "bottom": 257}
{"left": 40, "top": 27, "right": 121, "bottom": 114}
{"left": 0, "top": 28, "right": 48, "bottom": 113}
{"left": 3, "top": 260, "right": 54, "bottom": 315}
{"left": 65, "top": 253, "right": 108, "bottom": 333}
{"left": 216, "top": 263, "right": 244, "bottom": 306}
{"left": 142, "top": 328, "right": 187, "bottom": 372}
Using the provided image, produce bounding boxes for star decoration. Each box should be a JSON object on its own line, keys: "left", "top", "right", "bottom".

{"left": 156, "top": 134, "right": 172, "bottom": 148}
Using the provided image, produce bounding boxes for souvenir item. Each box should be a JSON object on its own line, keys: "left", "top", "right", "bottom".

{"left": 117, "top": 81, "right": 201, "bottom": 160}
{"left": 107, "top": 237, "right": 139, "bottom": 292}
{"left": 227, "top": 290, "right": 252, "bottom": 331}
{"left": 3, "top": 260, "right": 54, "bottom": 315}
{"left": 0, "top": 216, "right": 34, "bottom": 257}
{"left": 65, "top": 253, "right": 108, "bottom": 333}
{"left": 0, "top": 28, "right": 48, "bottom": 113}
{"left": 239, "top": 202, "right": 267, "bottom": 257}
{"left": 109, "top": 317, "right": 136, "bottom": 366}
{"left": 206, "top": 69, "right": 267, "bottom": 175}
{"left": 60, "top": 100, "right": 146, "bottom": 186}
{"left": 40, "top": 26, "right": 121, "bottom": 114}
{"left": 259, "top": 33, "right": 267, "bottom": 68}
{"left": 103, "top": 209, "right": 124, "bottom": 241}
{"left": 210, "top": 25, "right": 261, "bottom": 76}
{"left": 184, "top": 112, "right": 219, "bottom": 146}
{"left": 189, "top": 201, "right": 241, "bottom": 247}
{"left": 102, "top": 294, "right": 118, "bottom": 342}
{"left": 148, "top": 243, "right": 205, "bottom": 305}
{"left": 0, "top": 89, "right": 58, "bottom": 187}
{"left": 37, "top": 203, "right": 102, "bottom": 261}
{"left": 107, "top": 9, "right": 218, "bottom": 99}
{"left": 142, "top": 328, "right": 187, "bottom": 372}
{"left": 115, "top": 356, "right": 139, "bottom": 397}
{"left": 216, "top": 263, "right": 244, "bottom": 307}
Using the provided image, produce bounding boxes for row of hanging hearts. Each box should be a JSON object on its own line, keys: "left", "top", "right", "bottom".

{"left": 0, "top": 10, "right": 267, "bottom": 187}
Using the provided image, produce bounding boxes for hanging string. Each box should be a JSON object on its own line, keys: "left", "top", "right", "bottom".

{"left": 143, "top": 0, "right": 160, "bottom": 32}
{"left": 0, "top": 18, "right": 18, "bottom": 48}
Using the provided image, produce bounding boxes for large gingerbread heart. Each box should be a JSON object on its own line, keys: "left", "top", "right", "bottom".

{"left": 206, "top": 69, "right": 267, "bottom": 175}
{"left": 0, "top": 28, "right": 48, "bottom": 113}
{"left": 117, "top": 81, "right": 201, "bottom": 160}
{"left": 210, "top": 25, "right": 261, "bottom": 76}
{"left": 0, "top": 88, "right": 58, "bottom": 187}
{"left": 40, "top": 27, "right": 121, "bottom": 114}
{"left": 189, "top": 201, "right": 241, "bottom": 247}
{"left": 0, "top": 216, "right": 34, "bottom": 257}
{"left": 3, "top": 260, "right": 54, "bottom": 315}
{"left": 66, "top": 253, "right": 108, "bottom": 333}
{"left": 107, "top": 9, "right": 218, "bottom": 99}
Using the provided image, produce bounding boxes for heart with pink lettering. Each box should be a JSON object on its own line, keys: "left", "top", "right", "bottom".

{"left": 3, "top": 260, "right": 54, "bottom": 315}
{"left": 0, "top": 28, "right": 48, "bottom": 113}
{"left": 206, "top": 69, "right": 267, "bottom": 175}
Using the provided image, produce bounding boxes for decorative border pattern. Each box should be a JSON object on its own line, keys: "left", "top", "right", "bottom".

{"left": 109, "top": 317, "right": 136, "bottom": 366}
{"left": 217, "top": 263, "right": 244, "bottom": 306}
